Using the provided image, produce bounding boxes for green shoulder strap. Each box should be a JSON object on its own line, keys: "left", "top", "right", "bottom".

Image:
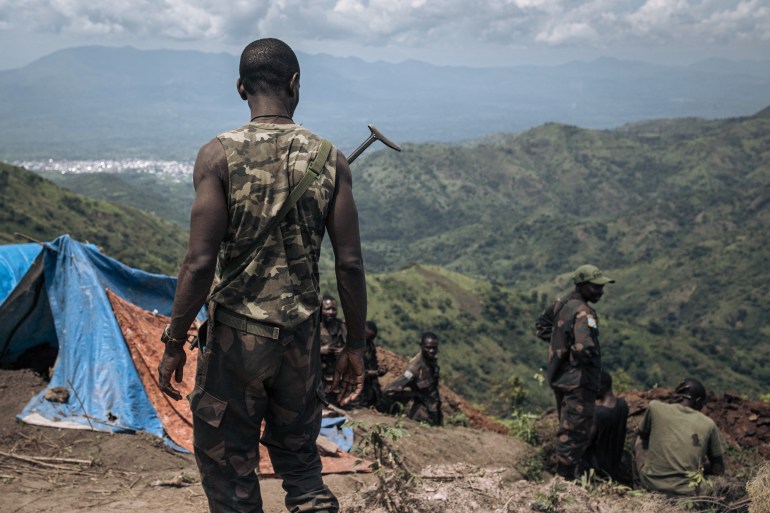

{"left": 211, "top": 139, "right": 333, "bottom": 297}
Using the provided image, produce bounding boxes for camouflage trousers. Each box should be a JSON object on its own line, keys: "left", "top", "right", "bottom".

{"left": 408, "top": 400, "right": 442, "bottom": 426}
{"left": 553, "top": 388, "right": 596, "bottom": 478}
{"left": 189, "top": 312, "right": 338, "bottom": 513}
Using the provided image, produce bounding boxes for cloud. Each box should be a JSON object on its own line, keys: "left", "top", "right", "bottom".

{"left": 627, "top": 0, "right": 691, "bottom": 36}
{"left": 536, "top": 22, "right": 599, "bottom": 44}
{"left": 699, "top": 0, "right": 770, "bottom": 42}
{"left": 1, "top": 0, "right": 769, "bottom": 61}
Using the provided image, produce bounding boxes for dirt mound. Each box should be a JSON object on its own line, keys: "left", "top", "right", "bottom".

{"left": 621, "top": 387, "right": 770, "bottom": 458}
{"left": 1, "top": 368, "right": 765, "bottom": 512}
{"left": 340, "top": 463, "right": 687, "bottom": 513}
{"left": 376, "top": 347, "right": 509, "bottom": 434}
{"left": 0, "top": 366, "right": 518, "bottom": 513}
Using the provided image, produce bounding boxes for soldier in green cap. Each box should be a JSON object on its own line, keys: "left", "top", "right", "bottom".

{"left": 546, "top": 264, "right": 614, "bottom": 480}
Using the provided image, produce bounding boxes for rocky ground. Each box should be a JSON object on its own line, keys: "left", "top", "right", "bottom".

{"left": 1, "top": 368, "right": 768, "bottom": 513}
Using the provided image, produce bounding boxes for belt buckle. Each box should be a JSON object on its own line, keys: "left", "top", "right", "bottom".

{"left": 271, "top": 326, "right": 280, "bottom": 340}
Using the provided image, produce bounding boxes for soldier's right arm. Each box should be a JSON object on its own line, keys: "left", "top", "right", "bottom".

{"left": 385, "top": 358, "right": 419, "bottom": 394}
{"left": 637, "top": 403, "right": 653, "bottom": 450}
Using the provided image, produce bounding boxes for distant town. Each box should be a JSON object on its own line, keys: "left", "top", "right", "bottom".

{"left": 13, "top": 159, "right": 193, "bottom": 178}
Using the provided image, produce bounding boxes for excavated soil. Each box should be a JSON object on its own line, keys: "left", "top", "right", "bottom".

{"left": 1, "top": 367, "right": 767, "bottom": 513}
{"left": 0, "top": 368, "right": 521, "bottom": 513}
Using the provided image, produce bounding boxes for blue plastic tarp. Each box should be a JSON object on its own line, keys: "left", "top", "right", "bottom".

{"left": 0, "top": 243, "right": 42, "bottom": 304}
{"left": 11, "top": 235, "right": 178, "bottom": 442}
{"left": 320, "top": 416, "right": 355, "bottom": 452}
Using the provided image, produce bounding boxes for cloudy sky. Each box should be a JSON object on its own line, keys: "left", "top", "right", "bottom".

{"left": 1, "top": 0, "right": 768, "bottom": 70}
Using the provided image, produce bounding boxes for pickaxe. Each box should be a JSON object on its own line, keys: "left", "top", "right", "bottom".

{"left": 346, "top": 124, "right": 401, "bottom": 164}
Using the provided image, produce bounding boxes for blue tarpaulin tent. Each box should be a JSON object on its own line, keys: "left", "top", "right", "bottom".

{"left": 0, "top": 235, "right": 179, "bottom": 444}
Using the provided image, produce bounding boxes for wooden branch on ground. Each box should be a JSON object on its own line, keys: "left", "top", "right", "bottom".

{"left": 0, "top": 450, "right": 93, "bottom": 468}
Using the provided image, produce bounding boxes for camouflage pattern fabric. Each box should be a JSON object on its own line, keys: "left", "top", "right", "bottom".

{"left": 384, "top": 353, "right": 442, "bottom": 425}
{"left": 535, "top": 297, "right": 565, "bottom": 342}
{"left": 212, "top": 123, "right": 338, "bottom": 329}
{"left": 319, "top": 320, "right": 347, "bottom": 402}
{"left": 189, "top": 315, "right": 338, "bottom": 513}
{"left": 555, "top": 388, "right": 597, "bottom": 474}
{"left": 547, "top": 290, "right": 602, "bottom": 478}
{"left": 547, "top": 290, "right": 602, "bottom": 393}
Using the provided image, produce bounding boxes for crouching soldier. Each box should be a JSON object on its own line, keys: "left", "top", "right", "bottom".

{"left": 384, "top": 332, "right": 442, "bottom": 426}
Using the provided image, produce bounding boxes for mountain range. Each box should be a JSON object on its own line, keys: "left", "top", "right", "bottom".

{"left": 1, "top": 46, "right": 769, "bottom": 160}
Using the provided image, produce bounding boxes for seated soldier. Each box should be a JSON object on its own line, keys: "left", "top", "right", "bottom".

{"left": 319, "top": 294, "right": 347, "bottom": 405}
{"left": 383, "top": 332, "right": 442, "bottom": 426}
{"left": 345, "top": 320, "right": 386, "bottom": 409}
{"left": 634, "top": 378, "right": 725, "bottom": 496}
{"left": 581, "top": 370, "right": 629, "bottom": 482}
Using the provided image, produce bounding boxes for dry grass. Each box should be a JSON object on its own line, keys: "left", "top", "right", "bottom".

{"left": 747, "top": 463, "right": 770, "bottom": 513}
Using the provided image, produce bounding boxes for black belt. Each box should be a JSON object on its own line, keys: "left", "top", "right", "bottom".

{"left": 215, "top": 307, "right": 281, "bottom": 340}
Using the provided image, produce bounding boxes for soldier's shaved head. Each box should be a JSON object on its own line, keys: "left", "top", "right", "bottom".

{"left": 673, "top": 378, "right": 707, "bottom": 410}
{"left": 239, "top": 38, "right": 300, "bottom": 96}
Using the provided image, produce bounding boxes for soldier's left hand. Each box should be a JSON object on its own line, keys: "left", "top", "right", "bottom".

{"left": 332, "top": 347, "right": 365, "bottom": 406}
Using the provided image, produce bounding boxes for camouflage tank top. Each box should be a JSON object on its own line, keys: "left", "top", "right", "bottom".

{"left": 211, "top": 122, "right": 338, "bottom": 328}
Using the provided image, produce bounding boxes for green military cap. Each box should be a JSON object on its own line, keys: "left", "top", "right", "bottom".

{"left": 572, "top": 264, "right": 615, "bottom": 285}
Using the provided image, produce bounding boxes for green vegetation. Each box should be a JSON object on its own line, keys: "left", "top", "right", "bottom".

{"left": 0, "top": 162, "right": 187, "bottom": 275}
{"left": 8, "top": 108, "right": 770, "bottom": 410}
{"left": 347, "top": 110, "right": 770, "bottom": 402}
{"left": 346, "top": 419, "right": 411, "bottom": 475}
{"left": 322, "top": 262, "right": 762, "bottom": 410}
{"left": 533, "top": 479, "right": 572, "bottom": 512}
{"left": 34, "top": 169, "right": 194, "bottom": 228}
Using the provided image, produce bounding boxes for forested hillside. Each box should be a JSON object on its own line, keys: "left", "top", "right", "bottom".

{"left": 350, "top": 108, "right": 770, "bottom": 398}
{"left": 12, "top": 108, "right": 770, "bottom": 408}
{"left": 0, "top": 162, "right": 187, "bottom": 274}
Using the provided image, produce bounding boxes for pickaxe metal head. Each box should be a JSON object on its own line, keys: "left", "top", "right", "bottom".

{"left": 346, "top": 124, "right": 402, "bottom": 164}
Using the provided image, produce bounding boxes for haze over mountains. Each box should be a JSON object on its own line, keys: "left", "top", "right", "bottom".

{"left": 1, "top": 46, "right": 769, "bottom": 160}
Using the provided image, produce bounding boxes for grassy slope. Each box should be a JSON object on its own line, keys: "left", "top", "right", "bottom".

{"left": 0, "top": 162, "right": 187, "bottom": 275}
{"left": 34, "top": 170, "right": 194, "bottom": 228}
{"left": 321, "top": 264, "right": 760, "bottom": 412}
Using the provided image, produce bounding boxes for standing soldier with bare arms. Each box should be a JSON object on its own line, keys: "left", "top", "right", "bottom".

{"left": 156, "top": 38, "right": 367, "bottom": 513}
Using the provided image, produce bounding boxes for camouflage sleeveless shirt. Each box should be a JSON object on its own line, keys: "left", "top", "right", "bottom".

{"left": 210, "top": 122, "right": 338, "bottom": 328}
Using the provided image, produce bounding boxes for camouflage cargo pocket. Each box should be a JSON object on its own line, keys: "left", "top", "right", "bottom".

{"left": 189, "top": 387, "right": 227, "bottom": 427}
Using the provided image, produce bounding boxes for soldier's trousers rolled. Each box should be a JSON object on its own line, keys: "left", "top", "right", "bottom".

{"left": 554, "top": 388, "right": 596, "bottom": 476}
{"left": 189, "top": 313, "right": 338, "bottom": 513}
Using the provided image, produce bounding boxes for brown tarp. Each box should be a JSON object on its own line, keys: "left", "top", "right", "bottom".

{"left": 107, "top": 290, "right": 369, "bottom": 475}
